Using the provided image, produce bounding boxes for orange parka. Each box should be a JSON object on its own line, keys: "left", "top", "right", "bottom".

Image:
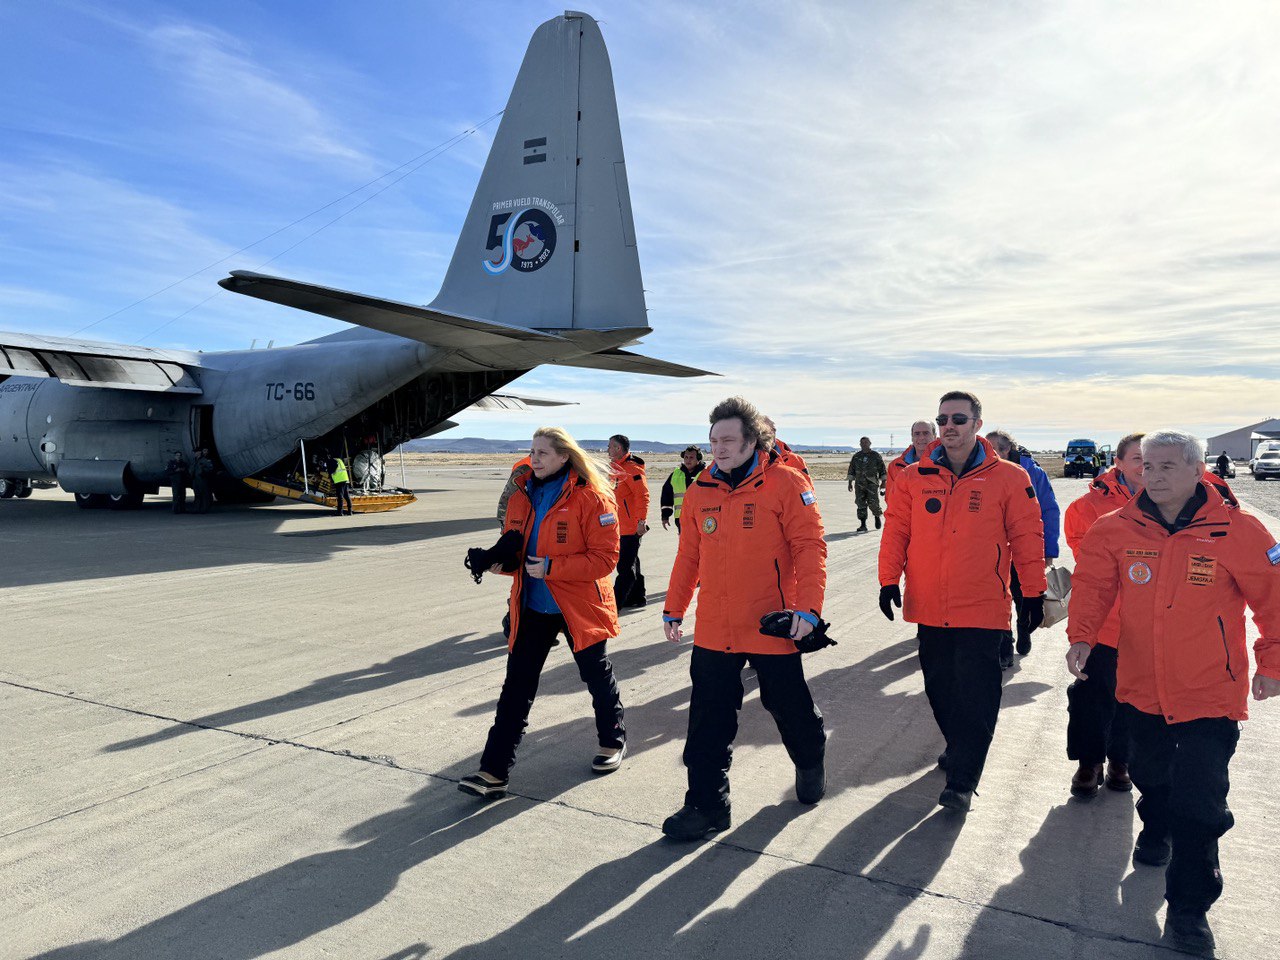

{"left": 1063, "top": 466, "right": 1140, "bottom": 648}
{"left": 878, "top": 436, "right": 1047, "bottom": 630}
{"left": 665, "top": 452, "right": 827, "bottom": 655}
{"left": 884, "top": 446, "right": 924, "bottom": 502}
{"left": 501, "top": 468, "right": 621, "bottom": 652}
{"left": 773, "top": 438, "right": 812, "bottom": 488}
{"left": 610, "top": 454, "right": 650, "bottom": 536}
{"left": 1068, "top": 479, "right": 1280, "bottom": 723}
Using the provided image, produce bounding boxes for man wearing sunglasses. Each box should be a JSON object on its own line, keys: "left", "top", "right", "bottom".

{"left": 878, "top": 390, "right": 1047, "bottom": 812}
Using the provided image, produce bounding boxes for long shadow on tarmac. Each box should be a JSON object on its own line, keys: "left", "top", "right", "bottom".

{"left": 0, "top": 501, "right": 496, "bottom": 589}
{"left": 101, "top": 632, "right": 510, "bottom": 754}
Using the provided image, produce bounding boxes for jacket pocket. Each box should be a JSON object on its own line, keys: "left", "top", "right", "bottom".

{"left": 1218, "top": 616, "right": 1236, "bottom": 681}
{"left": 774, "top": 559, "right": 786, "bottom": 607}
{"left": 994, "top": 543, "right": 1007, "bottom": 593}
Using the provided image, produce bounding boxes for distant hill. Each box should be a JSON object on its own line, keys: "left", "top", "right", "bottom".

{"left": 399, "top": 437, "right": 861, "bottom": 454}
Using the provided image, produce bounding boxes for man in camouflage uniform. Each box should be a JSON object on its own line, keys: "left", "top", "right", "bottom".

{"left": 846, "top": 436, "right": 887, "bottom": 532}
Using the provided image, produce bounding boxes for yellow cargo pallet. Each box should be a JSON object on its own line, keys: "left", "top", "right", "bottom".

{"left": 242, "top": 478, "right": 416, "bottom": 513}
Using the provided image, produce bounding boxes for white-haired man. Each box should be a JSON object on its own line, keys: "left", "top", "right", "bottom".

{"left": 1068, "top": 430, "right": 1280, "bottom": 953}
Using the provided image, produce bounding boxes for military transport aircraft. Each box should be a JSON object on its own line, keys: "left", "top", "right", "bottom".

{"left": 0, "top": 11, "right": 709, "bottom": 511}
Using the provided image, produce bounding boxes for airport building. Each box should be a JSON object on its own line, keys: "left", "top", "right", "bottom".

{"left": 1207, "top": 417, "right": 1280, "bottom": 460}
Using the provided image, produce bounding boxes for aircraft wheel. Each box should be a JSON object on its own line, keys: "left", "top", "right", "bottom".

{"left": 108, "top": 491, "right": 145, "bottom": 510}
{"left": 75, "top": 492, "right": 110, "bottom": 509}
{"left": 17, "top": 485, "right": 33, "bottom": 498}
{"left": 0, "top": 478, "right": 14, "bottom": 499}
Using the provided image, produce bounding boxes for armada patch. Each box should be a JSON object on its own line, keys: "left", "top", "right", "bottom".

{"left": 556, "top": 521, "right": 569, "bottom": 544}
{"left": 801, "top": 490, "right": 816, "bottom": 506}
{"left": 968, "top": 490, "right": 983, "bottom": 513}
{"left": 743, "top": 503, "right": 756, "bottom": 529}
{"left": 1127, "top": 561, "right": 1153, "bottom": 585}
{"left": 1125, "top": 548, "right": 1160, "bottom": 559}
{"left": 1269, "top": 543, "right": 1280, "bottom": 565}
{"left": 1186, "top": 554, "right": 1216, "bottom": 586}
{"left": 702, "top": 515, "right": 718, "bottom": 534}
{"left": 599, "top": 513, "right": 616, "bottom": 526}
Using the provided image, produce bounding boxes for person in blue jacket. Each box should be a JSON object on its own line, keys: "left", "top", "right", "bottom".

{"left": 987, "top": 430, "right": 1060, "bottom": 667}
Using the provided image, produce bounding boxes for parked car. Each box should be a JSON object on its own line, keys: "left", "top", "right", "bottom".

{"left": 1253, "top": 450, "right": 1280, "bottom": 481}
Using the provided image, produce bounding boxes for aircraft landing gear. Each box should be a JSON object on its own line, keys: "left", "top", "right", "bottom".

{"left": 0, "top": 478, "right": 15, "bottom": 499}
{"left": 74, "top": 492, "right": 110, "bottom": 509}
{"left": 108, "top": 491, "right": 146, "bottom": 510}
{"left": 16, "top": 484, "right": 32, "bottom": 498}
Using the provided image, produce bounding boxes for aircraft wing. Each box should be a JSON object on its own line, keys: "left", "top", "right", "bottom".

{"left": 220, "top": 271, "right": 570, "bottom": 348}
{"left": 547, "top": 349, "right": 717, "bottom": 378}
{"left": 0, "top": 331, "right": 203, "bottom": 393}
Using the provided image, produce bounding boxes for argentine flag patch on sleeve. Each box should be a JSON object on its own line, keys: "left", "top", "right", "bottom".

{"left": 801, "top": 490, "right": 816, "bottom": 506}
{"left": 600, "top": 513, "right": 617, "bottom": 526}
{"left": 1268, "top": 542, "right": 1280, "bottom": 566}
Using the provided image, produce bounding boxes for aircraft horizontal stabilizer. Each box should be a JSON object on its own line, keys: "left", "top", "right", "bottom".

{"left": 549, "top": 349, "right": 717, "bottom": 379}
{"left": 220, "top": 272, "right": 569, "bottom": 348}
{"left": 477, "top": 393, "right": 575, "bottom": 410}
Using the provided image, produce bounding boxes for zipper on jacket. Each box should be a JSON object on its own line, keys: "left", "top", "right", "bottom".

{"left": 1218, "top": 616, "right": 1235, "bottom": 681}
{"left": 774, "top": 558, "right": 786, "bottom": 607}
{"left": 994, "top": 543, "right": 1006, "bottom": 593}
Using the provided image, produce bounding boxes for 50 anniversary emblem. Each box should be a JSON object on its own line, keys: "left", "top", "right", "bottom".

{"left": 484, "top": 199, "right": 562, "bottom": 275}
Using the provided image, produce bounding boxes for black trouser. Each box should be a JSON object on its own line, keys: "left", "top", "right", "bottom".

{"left": 999, "top": 566, "right": 1029, "bottom": 659}
{"left": 683, "top": 646, "right": 825, "bottom": 813}
{"left": 480, "top": 608, "right": 625, "bottom": 779}
{"left": 1065, "top": 644, "right": 1130, "bottom": 766}
{"left": 674, "top": 518, "right": 681, "bottom": 534}
{"left": 170, "top": 481, "right": 186, "bottom": 514}
{"left": 918, "top": 625, "right": 1003, "bottom": 792}
{"left": 1123, "top": 705, "right": 1239, "bottom": 912}
{"left": 613, "top": 533, "right": 644, "bottom": 606}
{"left": 192, "top": 479, "right": 211, "bottom": 513}
{"left": 334, "top": 481, "right": 353, "bottom": 515}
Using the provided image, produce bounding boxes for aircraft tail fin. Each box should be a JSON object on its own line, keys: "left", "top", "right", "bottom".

{"left": 428, "top": 12, "right": 647, "bottom": 333}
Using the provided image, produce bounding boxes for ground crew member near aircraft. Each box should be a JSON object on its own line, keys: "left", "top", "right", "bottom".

{"left": 1061, "top": 432, "right": 1145, "bottom": 797}
{"left": 661, "top": 396, "right": 828, "bottom": 841}
{"left": 1067, "top": 430, "right": 1280, "bottom": 953}
{"left": 166, "top": 451, "right": 189, "bottom": 515}
{"left": 987, "top": 429, "right": 1061, "bottom": 666}
{"left": 459, "top": 426, "right": 626, "bottom": 798}
{"left": 191, "top": 449, "right": 214, "bottom": 514}
{"left": 847, "top": 436, "right": 887, "bottom": 531}
{"left": 660, "top": 445, "right": 705, "bottom": 533}
{"left": 878, "top": 390, "right": 1046, "bottom": 813}
{"left": 885, "top": 420, "right": 937, "bottom": 501}
{"left": 609, "top": 434, "right": 649, "bottom": 609}
{"left": 497, "top": 455, "right": 533, "bottom": 527}
{"left": 326, "top": 453, "right": 353, "bottom": 516}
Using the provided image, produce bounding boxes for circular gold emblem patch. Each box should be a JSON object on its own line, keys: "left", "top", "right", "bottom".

{"left": 1127, "top": 561, "right": 1153, "bottom": 585}
{"left": 702, "top": 515, "right": 718, "bottom": 534}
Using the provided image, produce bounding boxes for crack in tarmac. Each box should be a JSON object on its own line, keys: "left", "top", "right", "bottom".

{"left": 3, "top": 677, "right": 1197, "bottom": 957}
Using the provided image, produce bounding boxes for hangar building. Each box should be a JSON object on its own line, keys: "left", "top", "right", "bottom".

{"left": 1207, "top": 418, "right": 1280, "bottom": 460}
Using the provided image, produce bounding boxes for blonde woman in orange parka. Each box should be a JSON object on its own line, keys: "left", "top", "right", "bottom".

{"left": 459, "top": 427, "right": 625, "bottom": 799}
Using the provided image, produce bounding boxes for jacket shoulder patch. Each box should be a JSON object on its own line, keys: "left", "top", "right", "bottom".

{"left": 1026, "top": 486, "right": 1036, "bottom": 499}
{"left": 801, "top": 490, "right": 816, "bottom": 506}
{"left": 1268, "top": 542, "right": 1280, "bottom": 565}
{"left": 599, "top": 513, "right": 617, "bottom": 526}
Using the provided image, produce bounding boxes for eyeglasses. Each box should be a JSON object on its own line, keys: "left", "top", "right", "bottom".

{"left": 935, "top": 414, "right": 973, "bottom": 426}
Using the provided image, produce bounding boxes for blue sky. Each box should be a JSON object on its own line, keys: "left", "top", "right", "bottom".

{"left": 2, "top": 1, "right": 1278, "bottom": 448}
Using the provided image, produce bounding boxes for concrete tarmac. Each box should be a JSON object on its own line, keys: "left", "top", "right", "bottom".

{"left": 4, "top": 472, "right": 1278, "bottom": 959}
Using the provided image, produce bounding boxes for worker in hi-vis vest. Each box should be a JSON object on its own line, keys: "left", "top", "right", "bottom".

{"left": 661, "top": 446, "right": 706, "bottom": 533}
{"left": 327, "top": 453, "right": 353, "bottom": 516}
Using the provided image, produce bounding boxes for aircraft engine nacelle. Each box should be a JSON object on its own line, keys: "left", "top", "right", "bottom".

{"left": 208, "top": 337, "right": 433, "bottom": 478}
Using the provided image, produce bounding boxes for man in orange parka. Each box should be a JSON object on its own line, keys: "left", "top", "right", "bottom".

{"left": 1067, "top": 430, "right": 1280, "bottom": 952}
{"left": 1061, "top": 432, "right": 1144, "bottom": 797}
{"left": 609, "top": 434, "right": 650, "bottom": 609}
{"left": 885, "top": 419, "right": 937, "bottom": 501}
{"left": 878, "top": 390, "right": 1046, "bottom": 813}
{"left": 661, "top": 396, "right": 828, "bottom": 840}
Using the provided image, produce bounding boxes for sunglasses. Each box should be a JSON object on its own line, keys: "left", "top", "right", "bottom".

{"left": 935, "top": 414, "right": 973, "bottom": 426}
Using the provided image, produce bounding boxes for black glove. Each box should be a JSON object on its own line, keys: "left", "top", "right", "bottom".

{"left": 1018, "top": 595, "right": 1045, "bottom": 634}
{"left": 464, "top": 530, "right": 524, "bottom": 584}
{"left": 878, "top": 584, "right": 901, "bottom": 621}
{"left": 759, "top": 610, "right": 837, "bottom": 654}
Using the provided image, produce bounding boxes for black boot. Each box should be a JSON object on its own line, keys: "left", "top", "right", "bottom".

{"left": 662, "top": 804, "right": 730, "bottom": 841}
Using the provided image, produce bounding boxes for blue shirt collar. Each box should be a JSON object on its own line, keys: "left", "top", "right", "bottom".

{"left": 711, "top": 451, "right": 759, "bottom": 483}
